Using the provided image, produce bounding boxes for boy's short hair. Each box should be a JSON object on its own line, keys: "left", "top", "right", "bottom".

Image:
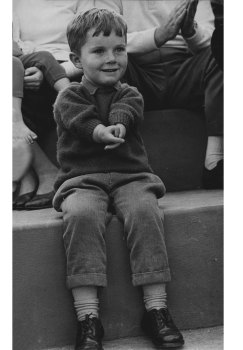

{"left": 67, "top": 8, "right": 127, "bottom": 55}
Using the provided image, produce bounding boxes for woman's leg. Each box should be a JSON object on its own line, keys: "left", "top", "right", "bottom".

{"left": 31, "top": 142, "right": 58, "bottom": 195}
{"left": 12, "top": 56, "right": 37, "bottom": 144}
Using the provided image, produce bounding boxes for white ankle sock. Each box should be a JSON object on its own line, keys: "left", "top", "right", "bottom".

{"left": 205, "top": 136, "right": 223, "bottom": 170}
{"left": 72, "top": 286, "right": 99, "bottom": 321}
{"left": 143, "top": 283, "right": 167, "bottom": 311}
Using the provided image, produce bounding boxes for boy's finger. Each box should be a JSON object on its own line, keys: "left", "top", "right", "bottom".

{"left": 104, "top": 143, "right": 121, "bottom": 150}
{"left": 108, "top": 135, "right": 125, "bottom": 143}
{"left": 114, "top": 128, "right": 120, "bottom": 137}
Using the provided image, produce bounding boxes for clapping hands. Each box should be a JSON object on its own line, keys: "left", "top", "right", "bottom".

{"left": 181, "top": 0, "right": 199, "bottom": 38}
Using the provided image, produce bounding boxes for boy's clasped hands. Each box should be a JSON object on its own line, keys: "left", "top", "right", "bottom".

{"left": 93, "top": 123, "right": 126, "bottom": 150}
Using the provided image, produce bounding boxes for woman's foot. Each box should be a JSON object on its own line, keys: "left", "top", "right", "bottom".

{"left": 13, "top": 169, "right": 39, "bottom": 209}
{"left": 13, "top": 118, "right": 37, "bottom": 144}
{"left": 35, "top": 169, "right": 57, "bottom": 195}
{"left": 13, "top": 137, "right": 33, "bottom": 182}
{"left": 24, "top": 170, "right": 57, "bottom": 210}
{"left": 24, "top": 143, "right": 58, "bottom": 210}
{"left": 32, "top": 142, "right": 58, "bottom": 195}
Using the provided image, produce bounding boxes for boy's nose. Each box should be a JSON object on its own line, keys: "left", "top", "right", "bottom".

{"left": 106, "top": 51, "right": 116, "bottom": 63}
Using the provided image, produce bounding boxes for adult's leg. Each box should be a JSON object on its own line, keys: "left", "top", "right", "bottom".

{"left": 12, "top": 57, "right": 34, "bottom": 186}
{"left": 166, "top": 47, "right": 223, "bottom": 187}
{"left": 166, "top": 47, "right": 223, "bottom": 137}
{"left": 12, "top": 56, "right": 37, "bottom": 143}
{"left": 20, "top": 51, "right": 70, "bottom": 91}
{"left": 123, "top": 52, "right": 168, "bottom": 111}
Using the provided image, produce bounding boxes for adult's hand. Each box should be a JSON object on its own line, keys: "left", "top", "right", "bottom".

{"left": 154, "top": 0, "right": 188, "bottom": 47}
{"left": 24, "top": 66, "right": 43, "bottom": 90}
{"left": 181, "top": 0, "right": 199, "bottom": 38}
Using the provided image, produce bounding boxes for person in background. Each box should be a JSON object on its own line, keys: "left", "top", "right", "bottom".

{"left": 53, "top": 9, "right": 184, "bottom": 350}
{"left": 95, "top": 0, "right": 223, "bottom": 189}
{"left": 12, "top": 0, "right": 94, "bottom": 209}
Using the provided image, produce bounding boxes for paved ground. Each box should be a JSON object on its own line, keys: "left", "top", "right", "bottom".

{"left": 45, "top": 326, "right": 223, "bottom": 350}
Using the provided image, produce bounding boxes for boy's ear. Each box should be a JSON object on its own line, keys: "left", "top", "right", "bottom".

{"left": 69, "top": 52, "right": 82, "bottom": 69}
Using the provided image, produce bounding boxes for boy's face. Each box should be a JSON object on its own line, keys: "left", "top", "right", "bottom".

{"left": 72, "top": 29, "right": 127, "bottom": 87}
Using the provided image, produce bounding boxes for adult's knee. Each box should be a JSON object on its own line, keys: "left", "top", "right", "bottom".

{"left": 13, "top": 56, "right": 24, "bottom": 75}
{"left": 13, "top": 57, "right": 25, "bottom": 98}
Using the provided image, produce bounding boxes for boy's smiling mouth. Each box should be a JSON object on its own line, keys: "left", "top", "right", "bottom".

{"left": 101, "top": 68, "right": 119, "bottom": 72}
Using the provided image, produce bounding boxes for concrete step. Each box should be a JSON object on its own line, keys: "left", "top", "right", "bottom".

{"left": 43, "top": 326, "right": 223, "bottom": 350}
{"left": 13, "top": 190, "right": 223, "bottom": 350}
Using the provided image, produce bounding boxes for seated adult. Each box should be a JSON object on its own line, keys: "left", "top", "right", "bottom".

{"left": 12, "top": 56, "right": 33, "bottom": 200}
{"left": 95, "top": 0, "right": 223, "bottom": 189}
{"left": 12, "top": 0, "right": 94, "bottom": 209}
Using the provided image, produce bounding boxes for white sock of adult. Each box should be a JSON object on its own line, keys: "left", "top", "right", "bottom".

{"left": 204, "top": 136, "right": 223, "bottom": 170}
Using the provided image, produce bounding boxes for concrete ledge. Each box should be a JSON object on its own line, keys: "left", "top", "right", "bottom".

{"left": 13, "top": 190, "right": 223, "bottom": 350}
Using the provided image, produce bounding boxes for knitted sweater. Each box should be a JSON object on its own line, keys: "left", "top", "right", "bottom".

{"left": 53, "top": 78, "right": 152, "bottom": 191}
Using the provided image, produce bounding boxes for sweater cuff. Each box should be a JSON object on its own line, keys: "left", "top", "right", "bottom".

{"left": 109, "top": 111, "right": 131, "bottom": 129}
{"left": 184, "top": 25, "right": 205, "bottom": 53}
{"left": 83, "top": 119, "right": 103, "bottom": 140}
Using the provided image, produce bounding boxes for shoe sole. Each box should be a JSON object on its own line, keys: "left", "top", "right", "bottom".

{"left": 153, "top": 341, "right": 184, "bottom": 349}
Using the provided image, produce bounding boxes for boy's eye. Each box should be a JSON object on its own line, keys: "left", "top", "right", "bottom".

{"left": 115, "top": 47, "right": 125, "bottom": 53}
{"left": 93, "top": 48, "right": 104, "bottom": 54}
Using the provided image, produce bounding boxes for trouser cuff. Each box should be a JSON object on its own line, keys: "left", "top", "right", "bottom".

{"left": 132, "top": 268, "right": 171, "bottom": 286}
{"left": 67, "top": 273, "right": 107, "bottom": 289}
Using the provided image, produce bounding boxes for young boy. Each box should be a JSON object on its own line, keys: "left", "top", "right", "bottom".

{"left": 53, "top": 9, "right": 184, "bottom": 350}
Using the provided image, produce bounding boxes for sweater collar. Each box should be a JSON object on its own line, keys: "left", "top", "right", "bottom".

{"left": 81, "top": 75, "right": 121, "bottom": 95}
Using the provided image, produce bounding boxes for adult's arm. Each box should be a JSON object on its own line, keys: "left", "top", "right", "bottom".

{"left": 95, "top": 0, "right": 214, "bottom": 54}
{"left": 109, "top": 85, "right": 144, "bottom": 129}
{"left": 182, "top": 0, "right": 215, "bottom": 53}
{"left": 76, "top": 0, "right": 95, "bottom": 13}
{"left": 54, "top": 84, "right": 102, "bottom": 140}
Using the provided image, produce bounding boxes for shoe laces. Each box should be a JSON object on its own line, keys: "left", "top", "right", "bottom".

{"left": 82, "top": 314, "right": 97, "bottom": 335}
{"left": 154, "top": 309, "right": 166, "bottom": 327}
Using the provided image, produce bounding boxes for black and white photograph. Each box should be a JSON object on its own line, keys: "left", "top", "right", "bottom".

{"left": 10, "top": 1, "right": 227, "bottom": 349}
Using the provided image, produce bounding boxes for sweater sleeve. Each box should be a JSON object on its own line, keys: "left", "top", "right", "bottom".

{"left": 109, "top": 85, "right": 144, "bottom": 129}
{"left": 54, "top": 84, "right": 102, "bottom": 140}
{"left": 184, "top": 0, "right": 215, "bottom": 53}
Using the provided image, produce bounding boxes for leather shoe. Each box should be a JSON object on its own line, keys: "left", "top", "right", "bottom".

{"left": 75, "top": 314, "right": 104, "bottom": 350}
{"left": 141, "top": 308, "right": 184, "bottom": 349}
{"left": 203, "top": 159, "right": 223, "bottom": 189}
{"left": 13, "top": 168, "right": 39, "bottom": 210}
{"left": 25, "top": 191, "right": 54, "bottom": 210}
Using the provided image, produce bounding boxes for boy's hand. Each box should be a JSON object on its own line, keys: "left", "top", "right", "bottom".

{"left": 105, "top": 123, "right": 126, "bottom": 150}
{"left": 93, "top": 124, "right": 125, "bottom": 150}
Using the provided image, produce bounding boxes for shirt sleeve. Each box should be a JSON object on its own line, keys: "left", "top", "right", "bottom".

{"left": 109, "top": 85, "right": 144, "bottom": 129}
{"left": 76, "top": 0, "right": 95, "bottom": 14}
{"left": 94, "top": 0, "right": 157, "bottom": 54}
{"left": 184, "top": 0, "right": 215, "bottom": 53}
{"left": 54, "top": 84, "right": 102, "bottom": 140}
